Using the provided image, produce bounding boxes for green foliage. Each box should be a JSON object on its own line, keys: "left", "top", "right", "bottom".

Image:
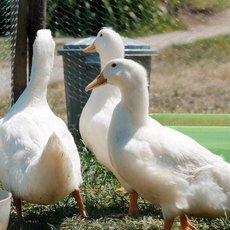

{"left": 47, "top": 0, "right": 109, "bottom": 37}
{"left": 47, "top": 0, "right": 185, "bottom": 37}
{"left": 103, "top": 0, "right": 183, "bottom": 36}
{"left": 46, "top": 0, "right": 230, "bottom": 37}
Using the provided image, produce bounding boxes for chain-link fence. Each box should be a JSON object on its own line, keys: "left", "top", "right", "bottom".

{"left": 46, "top": 0, "right": 182, "bottom": 37}
{"left": 0, "top": 0, "right": 18, "bottom": 108}
{"left": 0, "top": 0, "right": 185, "bottom": 125}
{"left": 46, "top": 0, "right": 184, "bottom": 130}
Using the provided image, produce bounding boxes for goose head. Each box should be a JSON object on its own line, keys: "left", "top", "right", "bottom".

{"left": 85, "top": 58, "right": 149, "bottom": 122}
{"left": 84, "top": 28, "right": 124, "bottom": 69}
{"left": 85, "top": 58, "right": 147, "bottom": 92}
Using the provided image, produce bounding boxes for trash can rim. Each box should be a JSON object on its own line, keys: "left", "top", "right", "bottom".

{"left": 59, "top": 36, "right": 156, "bottom": 52}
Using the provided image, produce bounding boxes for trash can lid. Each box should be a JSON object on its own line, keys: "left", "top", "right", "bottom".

{"left": 58, "top": 36, "right": 156, "bottom": 56}
{"left": 63, "top": 37, "right": 95, "bottom": 50}
{"left": 123, "top": 37, "right": 156, "bottom": 56}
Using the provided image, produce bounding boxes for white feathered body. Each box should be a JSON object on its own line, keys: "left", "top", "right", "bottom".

{"left": 0, "top": 100, "right": 81, "bottom": 204}
{"left": 106, "top": 58, "right": 230, "bottom": 220}
{"left": 79, "top": 29, "right": 133, "bottom": 191}
{"left": 80, "top": 84, "right": 119, "bottom": 169}
{"left": 109, "top": 111, "right": 230, "bottom": 218}
{"left": 0, "top": 30, "right": 82, "bottom": 204}
{"left": 80, "top": 84, "right": 133, "bottom": 191}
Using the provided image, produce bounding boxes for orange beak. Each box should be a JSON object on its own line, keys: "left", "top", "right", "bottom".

{"left": 85, "top": 73, "right": 107, "bottom": 92}
{"left": 83, "top": 43, "right": 96, "bottom": 53}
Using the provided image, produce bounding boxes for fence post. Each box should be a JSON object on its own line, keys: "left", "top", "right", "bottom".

{"left": 11, "top": 0, "right": 27, "bottom": 104}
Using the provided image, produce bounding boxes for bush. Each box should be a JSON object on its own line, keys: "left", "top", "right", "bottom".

{"left": 47, "top": 0, "right": 184, "bottom": 37}
{"left": 47, "top": 0, "right": 108, "bottom": 37}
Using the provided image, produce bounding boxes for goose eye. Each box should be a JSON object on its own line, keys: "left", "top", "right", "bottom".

{"left": 111, "top": 63, "right": 117, "bottom": 68}
{"left": 100, "top": 33, "right": 103, "bottom": 37}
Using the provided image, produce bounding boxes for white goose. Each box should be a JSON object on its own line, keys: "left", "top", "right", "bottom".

{"left": 86, "top": 58, "right": 230, "bottom": 230}
{"left": 80, "top": 28, "right": 138, "bottom": 215}
{"left": 0, "top": 29, "right": 88, "bottom": 220}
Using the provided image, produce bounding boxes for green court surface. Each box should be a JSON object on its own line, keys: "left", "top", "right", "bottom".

{"left": 151, "top": 113, "right": 230, "bottom": 161}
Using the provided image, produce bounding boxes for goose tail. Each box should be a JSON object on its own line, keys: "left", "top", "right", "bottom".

{"left": 40, "top": 132, "right": 80, "bottom": 188}
{"left": 25, "top": 132, "right": 81, "bottom": 204}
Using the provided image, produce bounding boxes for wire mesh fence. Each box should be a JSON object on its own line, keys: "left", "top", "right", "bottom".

{"left": 46, "top": 0, "right": 183, "bottom": 130}
{"left": 0, "top": 0, "right": 184, "bottom": 126}
{"left": 46, "top": 0, "right": 182, "bottom": 37}
{"left": 0, "top": 0, "right": 230, "bottom": 228}
{"left": 0, "top": 0, "right": 18, "bottom": 105}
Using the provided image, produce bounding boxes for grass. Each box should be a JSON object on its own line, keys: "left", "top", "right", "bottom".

{"left": 150, "top": 34, "right": 230, "bottom": 113}
{"left": 0, "top": 34, "right": 229, "bottom": 229}
{"left": 0, "top": 97, "right": 10, "bottom": 117}
{"left": 159, "top": 35, "right": 230, "bottom": 64}
{"left": 188, "top": 0, "right": 230, "bottom": 11}
{"left": 0, "top": 37, "right": 11, "bottom": 61}
{"left": 6, "top": 141, "right": 230, "bottom": 229}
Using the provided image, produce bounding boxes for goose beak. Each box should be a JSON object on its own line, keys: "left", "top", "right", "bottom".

{"left": 83, "top": 43, "right": 96, "bottom": 53}
{"left": 85, "top": 73, "right": 107, "bottom": 92}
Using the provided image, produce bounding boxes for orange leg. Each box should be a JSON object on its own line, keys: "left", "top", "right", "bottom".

{"left": 13, "top": 196, "right": 24, "bottom": 221}
{"left": 128, "top": 191, "right": 138, "bottom": 216}
{"left": 180, "top": 214, "right": 197, "bottom": 230}
{"left": 164, "top": 218, "right": 174, "bottom": 230}
{"left": 73, "top": 189, "right": 89, "bottom": 217}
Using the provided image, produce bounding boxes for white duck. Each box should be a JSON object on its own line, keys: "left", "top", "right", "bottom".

{"left": 86, "top": 58, "right": 230, "bottom": 230}
{"left": 0, "top": 29, "right": 88, "bottom": 220}
{"left": 80, "top": 28, "right": 138, "bottom": 215}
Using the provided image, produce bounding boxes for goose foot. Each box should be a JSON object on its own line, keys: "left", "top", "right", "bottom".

{"left": 180, "top": 214, "right": 197, "bottom": 230}
{"left": 73, "top": 189, "right": 89, "bottom": 218}
{"left": 13, "top": 196, "right": 24, "bottom": 222}
{"left": 163, "top": 218, "right": 174, "bottom": 230}
{"left": 115, "top": 187, "right": 128, "bottom": 194}
{"left": 128, "top": 191, "right": 138, "bottom": 216}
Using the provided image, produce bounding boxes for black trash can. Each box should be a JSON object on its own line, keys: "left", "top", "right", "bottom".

{"left": 58, "top": 37, "right": 156, "bottom": 130}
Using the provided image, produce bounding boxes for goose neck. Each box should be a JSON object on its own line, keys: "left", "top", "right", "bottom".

{"left": 120, "top": 85, "right": 149, "bottom": 125}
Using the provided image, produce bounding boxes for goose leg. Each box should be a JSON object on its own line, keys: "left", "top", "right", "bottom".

{"left": 13, "top": 196, "right": 23, "bottom": 221}
{"left": 163, "top": 218, "right": 174, "bottom": 230}
{"left": 180, "top": 214, "right": 197, "bottom": 230}
{"left": 73, "top": 189, "right": 89, "bottom": 217}
{"left": 128, "top": 191, "right": 138, "bottom": 216}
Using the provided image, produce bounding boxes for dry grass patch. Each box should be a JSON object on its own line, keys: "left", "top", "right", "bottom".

{"left": 150, "top": 35, "right": 230, "bottom": 113}
{"left": 47, "top": 80, "right": 67, "bottom": 122}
